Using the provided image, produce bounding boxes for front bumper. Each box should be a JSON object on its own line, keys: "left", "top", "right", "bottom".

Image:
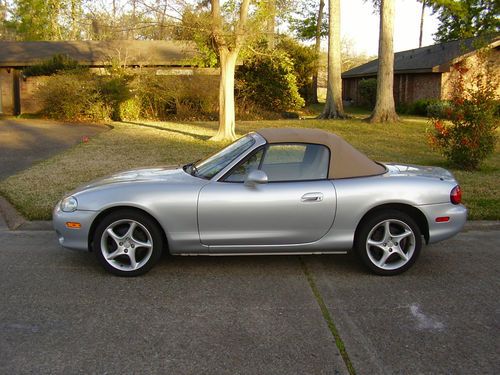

{"left": 53, "top": 205, "right": 97, "bottom": 251}
{"left": 419, "top": 203, "right": 467, "bottom": 244}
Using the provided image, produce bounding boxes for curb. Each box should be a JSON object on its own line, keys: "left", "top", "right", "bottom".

{"left": 0, "top": 195, "right": 499, "bottom": 232}
{"left": 0, "top": 196, "right": 52, "bottom": 231}
{"left": 462, "top": 220, "right": 500, "bottom": 231}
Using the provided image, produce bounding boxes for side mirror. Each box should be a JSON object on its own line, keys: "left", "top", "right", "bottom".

{"left": 244, "top": 169, "right": 268, "bottom": 187}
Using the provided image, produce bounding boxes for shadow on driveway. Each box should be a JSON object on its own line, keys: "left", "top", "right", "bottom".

{"left": 0, "top": 118, "right": 108, "bottom": 180}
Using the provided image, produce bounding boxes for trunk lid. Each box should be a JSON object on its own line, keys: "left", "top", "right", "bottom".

{"left": 384, "top": 163, "right": 456, "bottom": 181}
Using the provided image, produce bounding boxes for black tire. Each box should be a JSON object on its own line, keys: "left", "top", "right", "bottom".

{"left": 354, "top": 210, "right": 422, "bottom": 276}
{"left": 93, "top": 209, "right": 164, "bottom": 276}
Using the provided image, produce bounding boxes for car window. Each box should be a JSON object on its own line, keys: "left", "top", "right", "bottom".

{"left": 193, "top": 135, "right": 255, "bottom": 179}
{"left": 264, "top": 144, "right": 306, "bottom": 164}
{"left": 261, "top": 144, "right": 329, "bottom": 182}
{"left": 225, "top": 149, "right": 264, "bottom": 182}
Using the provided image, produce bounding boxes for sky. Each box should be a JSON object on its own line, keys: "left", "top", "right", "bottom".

{"left": 341, "top": 0, "right": 440, "bottom": 56}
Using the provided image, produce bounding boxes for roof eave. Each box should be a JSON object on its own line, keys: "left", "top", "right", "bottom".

{"left": 341, "top": 72, "right": 377, "bottom": 79}
{"left": 0, "top": 60, "right": 197, "bottom": 68}
{"left": 342, "top": 68, "right": 438, "bottom": 78}
{"left": 436, "top": 39, "right": 500, "bottom": 72}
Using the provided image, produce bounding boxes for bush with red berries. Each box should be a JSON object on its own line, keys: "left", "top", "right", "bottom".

{"left": 428, "top": 54, "right": 499, "bottom": 170}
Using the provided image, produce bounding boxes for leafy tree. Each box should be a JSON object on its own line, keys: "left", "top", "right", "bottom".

{"left": 430, "top": 0, "right": 499, "bottom": 42}
{"left": 236, "top": 50, "right": 304, "bottom": 112}
{"left": 6, "top": 0, "right": 61, "bottom": 40}
{"left": 290, "top": 0, "right": 327, "bottom": 103}
{"left": 428, "top": 51, "right": 499, "bottom": 169}
{"left": 171, "top": 7, "right": 218, "bottom": 67}
{"left": 207, "top": 0, "right": 282, "bottom": 140}
{"left": 289, "top": 0, "right": 328, "bottom": 40}
{"left": 5, "top": 0, "right": 87, "bottom": 40}
{"left": 0, "top": 0, "right": 11, "bottom": 39}
{"left": 208, "top": 0, "right": 251, "bottom": 141}
{"left": 277, "top": 36, "right": 317, "bottom": 103}
{"left": 262, "top": 0, "right": 294, "bottom": 49}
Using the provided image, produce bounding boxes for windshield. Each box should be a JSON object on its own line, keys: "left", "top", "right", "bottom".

{"left": 189, "top": 135, "right": 255, "bottom": 179}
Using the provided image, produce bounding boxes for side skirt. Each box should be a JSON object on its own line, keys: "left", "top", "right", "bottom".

{"left": 176, "top": 251, "right": 349, "bottom": 256}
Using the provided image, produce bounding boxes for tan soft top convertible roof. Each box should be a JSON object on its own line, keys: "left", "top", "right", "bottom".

{"left": 256, "top": 128, "right": 386, "bottom": 179}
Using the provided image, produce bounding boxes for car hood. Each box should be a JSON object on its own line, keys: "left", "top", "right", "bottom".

{"left": 384, "top": 163, "right": 456, "bottom": 181}
{"left": 75, "top": 166, "right": 197, "bottom": 192}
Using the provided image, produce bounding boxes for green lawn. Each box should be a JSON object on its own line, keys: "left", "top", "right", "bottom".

{"left": 0, "top": 114, "right": 498, "bottom": 220}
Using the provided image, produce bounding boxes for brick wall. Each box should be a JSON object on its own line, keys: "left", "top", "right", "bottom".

{"left": 441, "top": 48, "right": 500, "bottom": 100}
{"left": 343, "top": 73, "right": 442, "bottom": 106}
{"left": 410, "top": 73, "right": 441, "bottom": 102}
{"left": 19, "top": 76, "right": 48, "bottom": 114}
{"left": 0, "top": 68, "right": 14, "bottom": 115}
{"left": 342, "top": 77, "right": 359, "bottom": 102}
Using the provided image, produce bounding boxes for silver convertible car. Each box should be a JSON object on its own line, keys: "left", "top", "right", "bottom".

{"left": 53, "top": 128, "right": 467, "bottom": 276}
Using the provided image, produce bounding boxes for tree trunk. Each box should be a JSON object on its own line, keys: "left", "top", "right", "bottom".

{"left": 48, "top": 0, "right": 62, "bottom": 40}
{"left": 419, "top": 0, "right": 425, "bottom": 48}
{"left": 319, "top": 0, "right": 345, "bottom": 119}
{"left": 129, "top": 0, "right": 137, "bottom": 39}
{"left": 369, "top": 0, "right": 398, "bottom": 123}
{"left": 211, "top": 48, "right": 238, "bottom": 141}
{"left": 311, "top": 0, "right": 325, "bottom": 104}
{"left": 70, "top": 0, "right": 78, "bottom": 40}
{"left": 210, "top": 0, "right": 249, "bottom": 141}
{"left": 267, "top": 0, "right": 276, "bottom": 49}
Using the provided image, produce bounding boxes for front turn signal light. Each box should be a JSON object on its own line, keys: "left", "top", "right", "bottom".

{"left": 66, "top": 222, "right": 81, "bottom": 229}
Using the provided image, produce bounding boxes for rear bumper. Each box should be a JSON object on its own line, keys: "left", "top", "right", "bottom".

{"left": 419, "top": 203, "right": 467, "bottom": 244}
{"left": 53, "top": 204, "right": 97, "bottom": 251}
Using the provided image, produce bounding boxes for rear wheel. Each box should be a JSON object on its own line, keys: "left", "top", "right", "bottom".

{"left": 93, "top": 210, "right": 163, "bottom": 276}
{"left": 355, "top": 210, "right": 422, "bottom": 276}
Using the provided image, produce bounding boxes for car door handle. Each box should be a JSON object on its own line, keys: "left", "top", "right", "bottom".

{"left": 301, "top": 192, "right": 324, "bottom": 202}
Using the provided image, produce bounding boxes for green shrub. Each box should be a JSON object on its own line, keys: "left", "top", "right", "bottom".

{"left": 426, "top": 100, "right": 453, "bottom": 118}
{"left": 412, "top": 98, "right": 434, "bottom": 116}
{"left": 117, "top": 97, "right": 142, "bottom": 121}
{"left": 98, "top": 75, "right": 132, "bottom": 120}
{"left": 428, "top": 58, "right": 499, "bottom": 170}
{"left": 23, "top": 54, "right": 80, "bottom": 77}
{"left": 37, "top": 71, "right": 112, "bottom": 121}
{"left": 236, "top": 50, "right": 305, "bottom": 112}
{"left": 130, "top": 72, "right": 218, "bottom": 120}
{"left": 397, "top": 98, "right": 441, "bottom": 116}
{"left": 358, "top": 78, "right": 377, "bottom": 109}
{"left": 276, "top": 37, "right": 317, "bottom": 104}
{"left": 396, "top": 102, "right": 413, "bottom": 114}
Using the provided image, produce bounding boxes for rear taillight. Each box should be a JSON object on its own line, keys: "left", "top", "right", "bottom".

{"left": 450, "top": 185, "right": 462, "bottom": 205}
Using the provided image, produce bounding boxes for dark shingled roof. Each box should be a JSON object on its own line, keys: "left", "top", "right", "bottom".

{"left": 342, "top": 36, "right": 500, "bottom": 78}
{"left": 0, "top": 40, "right": 199, "bottom": 67}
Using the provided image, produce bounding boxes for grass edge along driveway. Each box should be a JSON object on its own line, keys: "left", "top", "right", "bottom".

{"left": 0, "top": 117, "right": 498, "bottom": 220}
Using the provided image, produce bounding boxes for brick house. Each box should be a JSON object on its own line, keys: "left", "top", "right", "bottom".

{"left": 341, "top": 36, "right": 500, "bottom": 106}
{"left": 0, "top": 40, "right": 214, "bottom": 115}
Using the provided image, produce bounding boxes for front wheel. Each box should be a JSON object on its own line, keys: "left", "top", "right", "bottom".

{"left": 93, "top": 210, "right": 164, "bottom": 276}
{"left": 354, "top": 210, "right": 422, "bottom": 276}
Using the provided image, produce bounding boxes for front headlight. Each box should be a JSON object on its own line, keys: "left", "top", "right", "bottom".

{"left": 60, "top": 196, "right": 78, "bottom": 212}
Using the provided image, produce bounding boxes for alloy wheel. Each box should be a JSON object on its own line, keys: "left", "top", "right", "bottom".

{"left": 100, "top": 219, "right": 154, "bottom": 272}
{"left": 365, "top": 219, "right": 416, "bottom": 271}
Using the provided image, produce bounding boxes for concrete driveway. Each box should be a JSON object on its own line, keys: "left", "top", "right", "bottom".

{"left": 0, "top": 118, "right": 107, "bottom": 180}
{"left": 0, "top": 226, "right": 498, "bottom": 374}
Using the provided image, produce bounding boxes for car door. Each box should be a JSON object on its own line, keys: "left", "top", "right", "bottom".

{"left": 197, "top": 143, "right": 337, "bottom": 248}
